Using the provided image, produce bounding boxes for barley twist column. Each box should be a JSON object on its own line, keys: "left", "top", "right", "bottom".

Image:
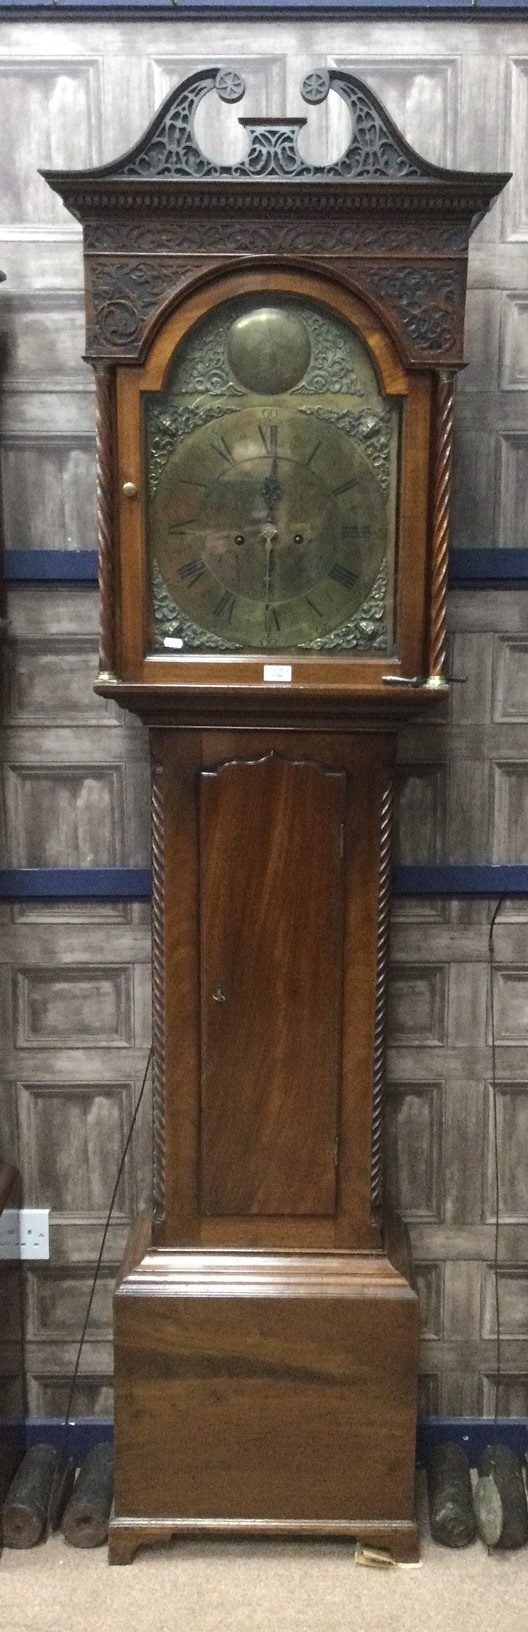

{"left": 428, "top": 370, "right": 455, "bottom": 685}
{"left": 151, "top": 759, "right": 166, "bottom": 1226}
{"left": 95, "top": 365, "right": 117, "bottom": 680}
{"left": 371, "top": 780, "right": 393, "bottom": 1209}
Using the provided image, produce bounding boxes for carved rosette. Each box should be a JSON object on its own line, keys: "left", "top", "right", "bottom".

{"left": 43, "top": 65, "right": 506, "bottom": 373}
{"left": 84, "top": 251, "right": 466, "bottom": 363}
{"left": 87, "top": 260, "right": 200, "bottom": 358}
{"left": 95, "top": 367, "right": 117, "bottom": 678}
{"left": 429, "top": 372, "right": 455, "bottom": 678}
{"left": 353, "top": 264, "right": 463, "bottom": 358}
{"left": 151, "top": 760, "right": 166, "bottom": 1225}
{"left": 371, "top": 782, "right": 393, "bottom": 1209}
{"left": 113, "top": 66, "right": 423, "bottom": 185}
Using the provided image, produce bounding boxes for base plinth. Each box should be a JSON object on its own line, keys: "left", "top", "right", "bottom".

{"left": 111, "top": 1221, "right": 419, "bottom": 1564}
{"left": 108, "top": 1515, "right": 419, "bottom": 1566}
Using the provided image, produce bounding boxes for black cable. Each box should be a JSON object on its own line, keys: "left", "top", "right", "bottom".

{"left": 488, "top": 898, "right": 505, "bottom": 1457}
{"left": 62, "top": 1044, "right": 152, "bottom": 1448}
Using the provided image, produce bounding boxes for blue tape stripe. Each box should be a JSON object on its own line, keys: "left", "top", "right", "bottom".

{"left": 5, "top": 550, "right": 99, "bottom": 583}
{"left": 22, "top": 1418, "right": 528, "bottom": 1465}
{"left": 449, "top": 548, "right": 528, "bottom": 585}
{"left": 395, "top": 865, "right": 528, "bottom": 896}
{"left": 6, "top": 548, "right": 528, "bottom": 586}
{"left": 25, "top": 1420, "right": 113, "bottom": 1459}
{"left": 0, "top": 868, "right": 151, "bottom": 900}
{"left": 416, "top": 1418, "right": 528, "bottom": 1466}
{"left": 4, "top": 1, "right": 528, "bottom": 10}
{"left": 1, "top": 865, "right": 528, "bottom": 900}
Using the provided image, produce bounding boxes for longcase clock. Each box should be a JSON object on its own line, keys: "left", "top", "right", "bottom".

{"left": 43, "top": 66, "right": 508, "bottom": 1564}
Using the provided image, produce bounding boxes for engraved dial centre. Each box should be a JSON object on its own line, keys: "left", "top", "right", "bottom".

{"left": 197, "top": 452, "right": 337, "bottom": 602}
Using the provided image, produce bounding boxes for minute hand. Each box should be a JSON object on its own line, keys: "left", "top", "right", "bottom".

{"left": 261, "top": 454, "right": 282, "bottom": 514}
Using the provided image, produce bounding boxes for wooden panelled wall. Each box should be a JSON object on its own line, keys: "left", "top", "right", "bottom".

{"left": 1, "top": 20, "right": 528, "bottom": 1420}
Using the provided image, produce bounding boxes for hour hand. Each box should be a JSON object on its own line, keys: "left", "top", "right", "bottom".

{"left": 260, "top": 522, "right": 278, "bottom": 602}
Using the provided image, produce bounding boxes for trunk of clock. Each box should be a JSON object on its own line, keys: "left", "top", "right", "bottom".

{"left": 110, "top": 724, "right": 419, "bottom": 1562}
{"left": 150, "top": 727, "right": 397, "bottom": 1251}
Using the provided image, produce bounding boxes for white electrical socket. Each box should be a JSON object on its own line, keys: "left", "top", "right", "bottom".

{"left": 0, "top": 1208, "right": 50, "bottom": 1261}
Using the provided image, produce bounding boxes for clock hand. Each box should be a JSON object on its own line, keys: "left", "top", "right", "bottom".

{"left": 266, "top": 542, "right": 275, "bottom": 602}
{"left": 261, "top": 523, "right": 278, "bottom": 607}
{"left": 261, "top": 455, "right": 282, "bottom": 515}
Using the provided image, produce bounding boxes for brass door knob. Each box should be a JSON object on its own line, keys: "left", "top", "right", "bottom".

{"left": 212, "top": 987, "right": 227, "bottom": 1004}
{"left": 122, "top": 481, "right": 138, "bottom": 498}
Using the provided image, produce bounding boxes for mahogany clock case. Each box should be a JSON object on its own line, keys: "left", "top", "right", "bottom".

{"left": 42, "top": 66, "right": 509, "bottom": 1564}
{"left": 117, "top": 268, "right": 430, "bottom": 695}
{"left": 110, "top": 1212, "right": 420, "bottom": 1565}
{"left": 108, "top": 723, "right": 421, "bottom": 1565}
{"left": 42, "top": 60, "right": 509, "bottom": 714}
{"left": 148, "top": 727, "right": 395, "bottom": 1253}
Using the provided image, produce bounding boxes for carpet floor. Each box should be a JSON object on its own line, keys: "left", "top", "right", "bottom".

{"left": 1, "top": 1484, "right": 526, "bottom": 1632}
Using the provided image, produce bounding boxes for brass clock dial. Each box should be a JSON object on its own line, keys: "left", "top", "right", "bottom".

{"left": 146, "top": 295, "right": 400, "bottom": 654}
{"left": 152, "top": 406, "right": 385, "bottom": 650}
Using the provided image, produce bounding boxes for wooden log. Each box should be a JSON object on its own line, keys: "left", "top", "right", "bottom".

{"left": 61, "top": 1444, "right": 114, "bottom": 1547}
{"left": 2, "top": 1445, "right": 57, "bottom": 1547}
{"left": 426, "top": 1443, "right": 476, "bottom": 1546}
{"left": 478, "top": 1445, "right": 528, "bottom": 1549}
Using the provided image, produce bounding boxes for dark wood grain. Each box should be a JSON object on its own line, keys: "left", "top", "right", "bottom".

{"left": 109, "top": 1517, "right": 419, "bottom": 1565}
{"left": 44, "top": 62, "right": 508, "bottom": 377}
{"left": 95, "top": 366, "right": 118, "bottom": 680}
{"left": 200, "top": 754, "right": 344, "bottom": 1216}
{"left": 114, "top": 266, "right": 434, "bottom": 695}
{"left": 96, "top": 678, "right": 446, "bottom": 730}
{"left": 371, "top": 780, "right": 393, "bottom": 1212}
{"left": 110, "top": 1237, "right": 419, "bottom": 1561}
{"left": 44, "top": 75, "right": 510, "bottom": 1567}
{"left": 153, "top": 730, "right": 395, "bottom": 1251}
{"left": 151, "top": 757, "right": 167, "bottom": 1226}
{"left": 429, "top": 370, "right": 455, "bottom": 681}
{"left": 155, "top": 730, "right": 201, "bottom": 1246}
